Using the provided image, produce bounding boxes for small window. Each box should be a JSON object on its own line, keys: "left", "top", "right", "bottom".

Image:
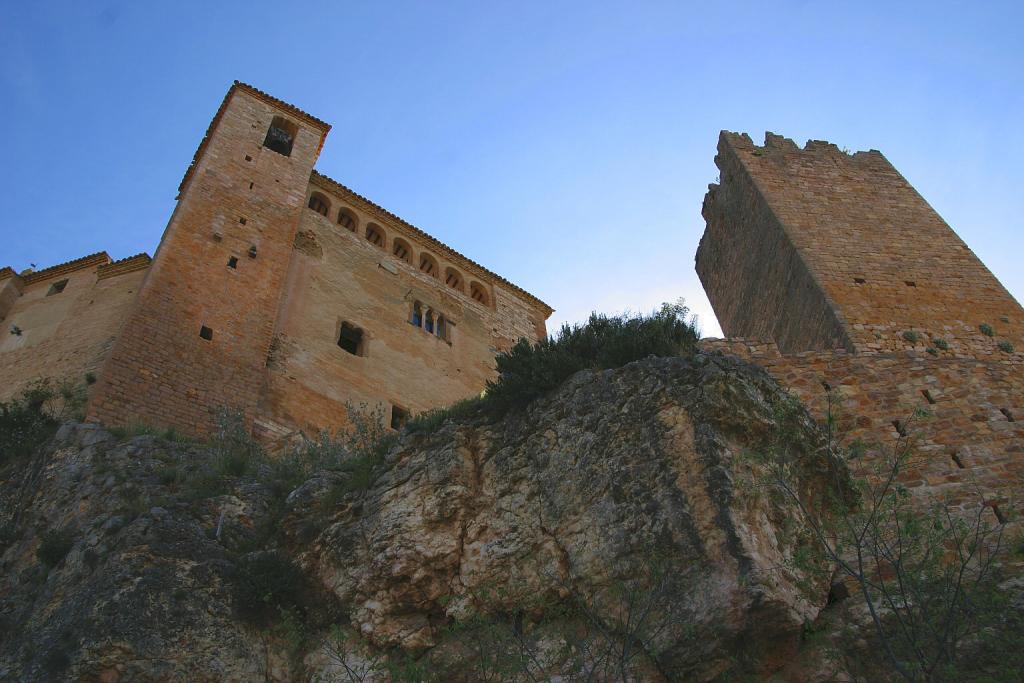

{"left": 445, "top": 267, "right": 464, "bottom": 292}
{"left": 199, "top": 325, "right": 214, "bottom": 341}
{"left": 263, "top": 116, "right": 298, "bottom": 156}
{"left": 338, "top": 208, "right": 357, "bottom": 232}
{"left": 411, "top": 301, "right": 423, "bottom": 327}
{"left": 853, "top": 278, "right": 866, "bottom": 285}
{"left": 436, "top": 315, "right": 448, "bottom": 341}
{"left": 392, "top": 238, "right": 412, "bottom": 264}
{"left": 470, "top": 282, "right": 489, "bottom": 305}
{"left": 390, "top": 405, "right": 409, "bottom": 430}
{"left": 338, "top": 322, "right": 364, "bottom": 356}
{"left": 46, "top": 279, "right": 69, "bottom": 296}
{"left": 308, "top": 192, "right": 330, "bottom": 217}
{"left": 425, "top": 310, "right": 435, "bottom": 334}
{"left": 366, "top": 224, "right": 385, "bottom": 248}
{"left": 227, "top": 256, "right": 238, "bottom": 269}
{"left": 905, "top": 280, "right": 917, "bottom": 287}
{"left": 419, "top": 253, "right": 439, "bottom": 277}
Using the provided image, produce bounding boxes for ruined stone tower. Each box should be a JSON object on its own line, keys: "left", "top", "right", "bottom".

{"left": 697, "top": 132, "right": 1024, "bottom": 356}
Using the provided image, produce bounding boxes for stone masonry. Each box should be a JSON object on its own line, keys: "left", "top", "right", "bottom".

{"left": 1, "top": 82, "right": 552, "bottom": 438}
{"left": 698, "top": 131, "right": 1023, "bottom": 533}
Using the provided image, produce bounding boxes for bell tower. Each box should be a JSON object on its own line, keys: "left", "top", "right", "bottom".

{"left": 88, "top": 82, "right": 330, "bottom": 433}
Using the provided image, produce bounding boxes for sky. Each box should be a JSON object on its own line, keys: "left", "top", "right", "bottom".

{"left": 2, "top": 1, "right": 1022, "bottom": 338}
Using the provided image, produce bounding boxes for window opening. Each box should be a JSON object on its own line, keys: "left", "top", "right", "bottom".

{"left": 905, "top": 280, "right": 917, "bottom": 287}
{"left": 470, "top": 282, "right": 489, "bottom": 305}
{"left": 391, "top": 405, "right": 409, "bottom": 431}
{"left": 854, "top": 278, "right": 866, "bottom": 285}
{"left": 338, "top": 209, "right": 356, "bottom": 232}
{"left": 445, "top": 268, "right": 464, "bottom": 291}
{"left": 199, "top": 325, "right": 214, "bottom": 341}
{"left": 46, "top": 279, "right": 69, "bottom": 296}
{"left": 419, "top": 253, "right": 438, "bottom": 277}
{"left": 227, "top": 256, "right": 238, "bottom": 269}
{"left": 392, "top": 239, "right": 411, "bottom": 263}
{"left": 366, "top": 224, "right": 385, "bottom": 248}
{"left": 338, "top": 322, "right": 364, "bottom": 356}
{"left": 436, "top": 316, "right": 447, "bottom": 341}
{"left": 263, "top": 116, "right": 297, "bottom": 156}
{"left": 411, "top": 302, "right": 423, "bottom": 327}
{"left": 425, "top": 310, "right": 435, "bottom": 334}
{"left": 308, "top": 193, "right": 330, "bottom": 217}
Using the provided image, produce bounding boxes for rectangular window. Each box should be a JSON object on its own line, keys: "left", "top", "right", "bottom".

{"left": 199, "top": 325, "right": 214, "bottom": 341}
{"left": 338, "top": 322, "right": 363, "bottom": 356}
{"left": 391, "top": 405, "right": 409, "bottom": 430}
{"left": 263, "top": 116, "right": 298, "bottom": 156}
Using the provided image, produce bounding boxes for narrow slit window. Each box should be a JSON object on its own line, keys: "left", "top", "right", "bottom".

{"left": 390, "top": 405, "right": 409, "bottom": 431}
{"left": 46, "top": 279, "right": 69, "bottom": 296}
{"left": 199, "top": 325, "right": 214, "bottom": 341}
{"left": 227, "top": 256, "right": 238, "bottom": 269}
{"left": 338, "top": 322, "right": 364, "bottom": 356}
{"left": 263, "top": 116, "right": 298, "bottom": 156}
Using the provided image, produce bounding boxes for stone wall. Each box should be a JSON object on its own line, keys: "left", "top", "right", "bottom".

{"left": 87, "top": 85, "right": 330, "bottom": 435}
{"left": 0, "top": 254, "right": 149, "bottom": 403}
{"left": 698, "top": 132, "right": 1024, "bottom": 355}
{"left": 701, "top": 338, "right": 1023, "bottom": 532}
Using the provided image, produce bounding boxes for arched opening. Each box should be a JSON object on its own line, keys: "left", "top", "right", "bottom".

{"left": 366, "top": 223, "right": 385, "bottom": 248}
{"left": 338, "top": 208, "right": 357, "bottom": 232}
{"left": 424, "top": 310, "right": 435, "bottom": 334}
{"left": 308, "top": 192, "right": 330, "bottom": 217}
{"left": 419, "top": 252, "right": 439, "bottom": 278}
{"left": 264, "top": 116, "right": 298, "bottom": 156}
{"left": 436, "top": 315, "right": 448, "bottom": 341}
{"left": 410, "top": 301, "right": 423, "bottom": 327}
{"left": 469, "top": 281, "right": 489, "bottom": 305}
{"left": 392, "top": 238, "right": 412, "bottom": 264}
{"left": 445, "top": 267, "right": 464, "bottom": 292}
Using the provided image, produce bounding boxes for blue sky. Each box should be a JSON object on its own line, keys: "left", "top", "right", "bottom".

{"left": 2, "top": 1, "right": 1022, "bottom": 337}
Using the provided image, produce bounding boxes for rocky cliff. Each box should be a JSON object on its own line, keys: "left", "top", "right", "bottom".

{"left": 0, "top": 354, "right": 853, "bottom": 681}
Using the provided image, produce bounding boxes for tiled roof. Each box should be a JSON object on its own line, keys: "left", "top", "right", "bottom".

{"left": 310, "top": 171, "right": 553, "bottom": 316}
{"left": 97, "top": 253, "right": 152, "bottom": 280}
{"left": 177, "top": 81, "right": 332, "bottom": 197}
{"left": 21, "top": 252, "right": 111, "bottom": 284}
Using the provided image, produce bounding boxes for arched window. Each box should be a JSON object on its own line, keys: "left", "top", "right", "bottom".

{"left": 264, "top": 116, "right": 298, "bottom": 156}
{"left": 338, "top": 208, "right": 357, "bottom": 232}
{"left": 392, "top": 238, "right": 412, "bottom": 264}
{"left": 308, "top": 192, "right": 330, "bottom": 217}
{"left": 469, "top": 281, "right": 489, "bottom": 305}
{"left": 436, "top": 315, "right": 448, "bottom": 341}
{"left": 366, "top": 224, "right": 385, "bottom": 248}
{"left": 425, "top": 310, "right": 435, "bottom": 334}
{"left": 445, "top": 267, "right": 464, "bottom": 292}
{"left": 411, "top": 301, "right": 423, "bottom": 327}
{"left": 419, "top": 252, "right": 439, "bottom": 278}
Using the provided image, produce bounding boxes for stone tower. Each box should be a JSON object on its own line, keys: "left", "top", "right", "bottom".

{"left": 88, "top": 83, "right": 330, "bottom": 433}
{"left": 697, "top": 132, "right": 1023, "bottom": 356}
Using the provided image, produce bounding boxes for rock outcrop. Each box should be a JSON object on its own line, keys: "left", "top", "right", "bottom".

{"left": 0, "top": 353, "right": 849, "bottom": 681}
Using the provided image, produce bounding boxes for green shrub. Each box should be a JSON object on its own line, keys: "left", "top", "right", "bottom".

{"left": 902, "top": 330, "right": 919, "bottom": 343}
{"left": 932, "top": 338, "right": 949, "bottom": 351}
{"left": 0, "top": 381, "right": 61, "bottom": 464}
{"left": 979, "top": 323, "right": 994, "bottom": 337}
{"left": 925, "top": 347, "right": 937, "bottom": 356}
{"left": 998, "top": 340, "right": 1014, "bottom": 353}
{"left": 406, "top": 396, "right": 483, "bottom": 434}
{"left": 37, "top": 528, "right": 75, "bottom": 568}
{"left": 484, "top": 300, "right": 699, "bottom": 414}
{"left": 234, "top": 551, "right": 308, "bottom": 626}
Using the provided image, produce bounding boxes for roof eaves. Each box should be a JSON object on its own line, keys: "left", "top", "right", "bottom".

{"left": 21, "top": 252, "right": 111, "bottom": 284}
{"left": 310, "top": 171, "right": 553, "bottom": 316}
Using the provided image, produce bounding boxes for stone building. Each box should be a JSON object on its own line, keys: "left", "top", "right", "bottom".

{"left": 698, "top": 131, "right": 1023, "bottom": 528}
{"left": 0, "top": 82, "right": 552, "bottom": 437}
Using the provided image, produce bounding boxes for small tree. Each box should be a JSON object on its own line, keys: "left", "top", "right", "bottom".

{"left": 762, "top": 389, "right": 1020, "bottom": 682}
